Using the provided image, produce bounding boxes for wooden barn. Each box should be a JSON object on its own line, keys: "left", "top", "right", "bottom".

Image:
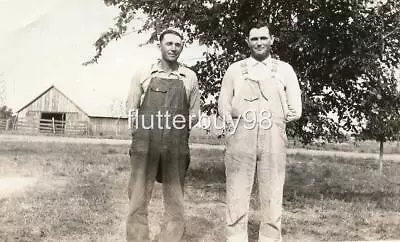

{"left": 16, "top": 85, "right": 128, "bottom": 137}
{"left": 88, "top": 115, "right": 128, "bottom": 137}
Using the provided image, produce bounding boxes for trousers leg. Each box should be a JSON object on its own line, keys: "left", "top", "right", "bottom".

{"left": 158, "top": 137, "right": 189, "bottom": 242}
{"left": 257, "top": 121, "right": 287, "bottom": 242}
{"left": 225, "top": 123, "right": 257, "bottom": 242}
{"left": 126, "top": 131, "right": 160, "bottom": 242}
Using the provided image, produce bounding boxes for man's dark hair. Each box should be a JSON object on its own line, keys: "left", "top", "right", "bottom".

{"left": 159, "top": 29, "right": 183, "bottom": 42}
{"left": 245, "top": 20, "right": 271, "bottom": 35}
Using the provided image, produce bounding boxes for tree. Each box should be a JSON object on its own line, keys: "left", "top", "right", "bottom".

{"left": 86, "top": 0, "right": 400, "bottom": 146}
{"left": 1, "top": 75, "right": 15, "bottom": 129}
{"left": 0, "top": 75, "right": 5, "bottom": 107}
{"left": 0, "top": 105, "right": 14, "bottom": 130}
{"left": 0, "top": 105, "right": 12, "bottom": 119}
{"left": 357, "top": 53, "right": 400, "bottom": 173}
{"left": 109, "top": 97, "right": 126, "bottom": 117}
{"left": 352, "top": 2, "right": 400, "bottom": 172}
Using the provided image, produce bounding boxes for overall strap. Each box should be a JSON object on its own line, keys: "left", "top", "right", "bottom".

{"left": 270, "top": 59, "right": 279, "bottom": 82}
{"left": 240, "top": 60, "right": 248, "bottom": 77}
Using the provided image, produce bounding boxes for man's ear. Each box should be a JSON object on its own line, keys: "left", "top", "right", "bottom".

{"left": 270, "top": 36, "right": 275, "bottom": 45}
{"left": 245, "top": 38, "right": 250, "bottom": 47}
{"left": 157, "top": 43, "right": 161, "bottom": 49}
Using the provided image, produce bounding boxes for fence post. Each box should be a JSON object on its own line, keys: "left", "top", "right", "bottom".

{"left": 52, "top": 117, "right": 55, "bottom": 134}
{"left": 115, "top": 117, "right": 120, "bottom": 137}
{"left": 65, "top": 120, "right": 68, "bottom": 136}
{"left": 12, "top": 118, "right": 16, "bottom": 130}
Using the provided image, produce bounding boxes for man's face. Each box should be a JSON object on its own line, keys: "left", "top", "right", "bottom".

{"left": 246, "top": 26, "right": 274, "bottom": 61}
{"left": 159, "top": 33, "right": 183, "bottom": 63}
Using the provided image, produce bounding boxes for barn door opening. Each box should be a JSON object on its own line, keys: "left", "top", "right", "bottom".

{"left": 40, "top": 112, "right": 66, "bottom": 134}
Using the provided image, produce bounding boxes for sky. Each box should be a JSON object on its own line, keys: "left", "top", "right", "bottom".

{"left": 0, "top": 0, "right": 205, "bottom": 116}
{"left": 1, "top": 0, "right": 399, "bottom": 117}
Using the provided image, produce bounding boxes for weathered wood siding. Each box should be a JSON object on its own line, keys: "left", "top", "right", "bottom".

{"left": 16, "top": 86, "right": 89, "bottom": 134}
{"left": 16, "top": 86, "right": 130, "bottom": 137}
{"left": 89, "top": 117, "right": 128, "bottom": 137}
{"left": 18, "top": 87, "right": 89, "bottom": 122}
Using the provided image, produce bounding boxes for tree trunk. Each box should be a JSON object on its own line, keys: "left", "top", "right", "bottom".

{"left": 379, "top": 140, "right": 384, "bottom": 173}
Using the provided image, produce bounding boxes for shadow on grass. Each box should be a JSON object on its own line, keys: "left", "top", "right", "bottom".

{"left": 183, "top": 215, "right": 225, "bottom": 242}
{"left": 185, "top": 148, "right": 226, "bottom": 203}
{"left": 283, "top": 154, "right": 400, "bottom": 211}
{"left": 248, "top": 219, "right": 260, "bottom": 242}
{"left": 186, "top": 149, "right": 400, "bottom": 212}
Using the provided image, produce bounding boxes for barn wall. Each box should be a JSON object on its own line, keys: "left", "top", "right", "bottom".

{"left": 16, "top": 87, "right": 131, "bottom": 137}
{"left": 18, "top": 87, "right": 88, "bottom": 121}
{"left": 89, "top": 117, "right": 129, "bottom": 137}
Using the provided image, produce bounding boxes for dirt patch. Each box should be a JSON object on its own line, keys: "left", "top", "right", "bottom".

{"left": 0, "top": 176, "right": 69, "bottom": 199}
{"left": 0, "top": 176, "right": 38, "bottom": 197}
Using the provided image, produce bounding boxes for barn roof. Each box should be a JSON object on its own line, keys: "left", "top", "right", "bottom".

{"left": 17, "top": 85, "right": 127, "bottom": 118}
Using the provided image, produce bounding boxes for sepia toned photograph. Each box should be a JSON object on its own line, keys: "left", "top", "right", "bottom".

{"left": 1, "top": 0, "right": 400, "bottom": 241}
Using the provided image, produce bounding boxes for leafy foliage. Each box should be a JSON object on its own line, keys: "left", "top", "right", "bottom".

{"left": 88, "top": 0, "right": 400, "bottom": 144}
{"left": 0, "top": 105, "right": 12, "bottom": 119}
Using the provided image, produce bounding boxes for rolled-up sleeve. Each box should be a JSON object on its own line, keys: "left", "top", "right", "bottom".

{"left": 218, "top": 65, "right": 235, "bottom": 119}
{"left": 188, "top": 72, "right": 201, "bottom": 127}
{"left": 284, "top": 64, "right": 302, "bottom": 122}
{"left": 126, "top": 70, "right": 143, "bottom": 115}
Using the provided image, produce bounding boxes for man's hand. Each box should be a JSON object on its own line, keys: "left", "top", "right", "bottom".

{"left": 128, "top": 109, "right": 137, "bottom": 130}
{"left": 224, "top": 114, "right": 235, "bottom": 136}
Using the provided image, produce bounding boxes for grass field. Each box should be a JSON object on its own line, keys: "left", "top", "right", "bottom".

{"left": 1, "top": 140, "right": 400, "bottom": 241}
{"left": 189, "top": 127, "right": 400, "bottom": 155}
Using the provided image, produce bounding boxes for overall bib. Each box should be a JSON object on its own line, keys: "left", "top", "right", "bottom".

{"left": 225, "top": 60, "right": 287, "bottom": 242}
{"left": 127, "top": 75, "right": 190, "bottom": 242}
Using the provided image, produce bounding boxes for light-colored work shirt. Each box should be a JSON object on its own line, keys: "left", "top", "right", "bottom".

{"left": 126, "top": 60, "right": 200, "bottom": 125}
{"left": 218, "top": 56, "right": 302, "bottom": 123}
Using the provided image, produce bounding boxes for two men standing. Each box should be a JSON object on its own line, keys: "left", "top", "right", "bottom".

{"left": 126, "top": 20, "right": 302, "bottom": 242}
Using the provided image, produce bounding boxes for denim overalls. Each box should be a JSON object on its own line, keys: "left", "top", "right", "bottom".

{"left": 225, "top": 59, "right": 287, "bottom": 242}
{"left": 127, "top": 74, "right": 190, "bottom": 242}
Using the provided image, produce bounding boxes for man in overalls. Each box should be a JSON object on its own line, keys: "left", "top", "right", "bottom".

{"left": 218, "top": 21, "right": 302, "bottom": 242}
{"left": 126, "top": 29, "right": 200, "bottom": 242}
